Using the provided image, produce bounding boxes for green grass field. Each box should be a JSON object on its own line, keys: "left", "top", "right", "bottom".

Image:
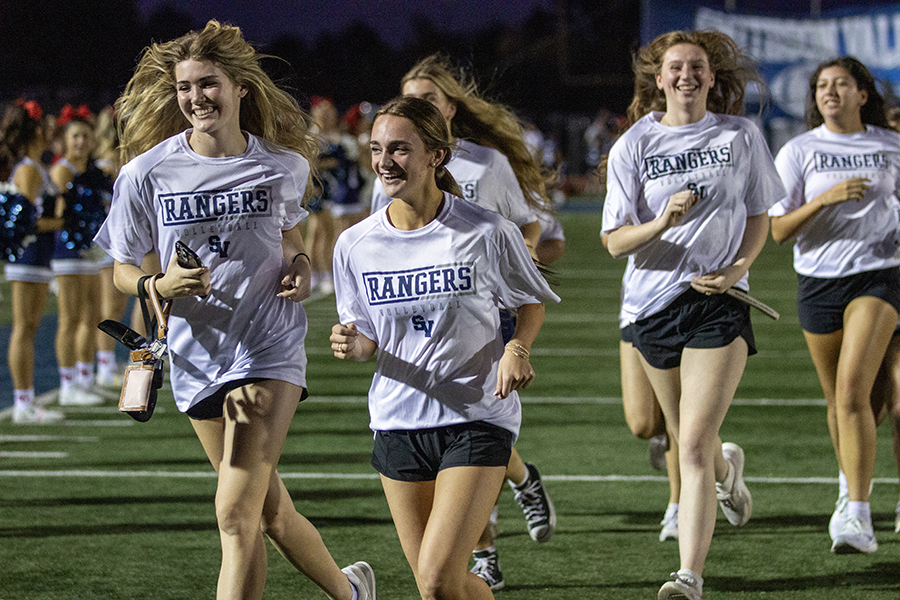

{"left": 3, "top": 209, "right": 900, "bottom": 598}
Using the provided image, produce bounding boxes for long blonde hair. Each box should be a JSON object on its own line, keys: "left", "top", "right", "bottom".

{"left": 401, "top": 54, "right": 549, "bottom": 210}
{"left": 115, "top": 20, "right": 318, "bottom": 196}
{"left": 626, "top": 29, "right": 760, "bottom": 126}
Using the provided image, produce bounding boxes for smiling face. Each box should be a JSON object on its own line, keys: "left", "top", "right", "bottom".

{"left": 370, "top": 114, "right": 443, "bottom": 203}
{"left": 401, "top": 78, "right": 457, "bottom": 127}
{"left": 656, "top": 43, "right": 715, "bottom": 118}
{"left": 815, "top": 65, "right": 867, "bottom": 129}
{"left": 175, "top": 58, "right": 246, "bottom": 139}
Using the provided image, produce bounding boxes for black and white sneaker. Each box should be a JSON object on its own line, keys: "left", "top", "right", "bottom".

{"left": 510, "top": 462, "right": 556, "bottom": 543}
{"left": 470, "top": 548, "right": 504, "bottom": 590}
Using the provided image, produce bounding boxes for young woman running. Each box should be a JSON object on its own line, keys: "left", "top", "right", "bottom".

{"left": 93, "top": 21, "right": 374, "bottom": 600}
{"left": 370, "top": 54, "right": 555, "bottom": 589}
{"left": 769, "top": 56, "right": 900, "bottom": 554}
{"left": 2, "top": 101, "right": 65, "bottom": 424}
{"left": 330, "top": 96, "right": 558, "bottom": 600}
{"left": 602, "top": 30, "right": 784, "bottom": 599}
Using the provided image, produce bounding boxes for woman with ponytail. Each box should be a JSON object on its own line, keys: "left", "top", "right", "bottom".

{"left": 330, "top": 96, "right": 558, "bottom": 600}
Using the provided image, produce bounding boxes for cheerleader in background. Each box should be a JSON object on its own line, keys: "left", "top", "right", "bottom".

{"left": 49, "top": 105, "right": 108, "bottom": 406}
{"left": 603, "top": 30, "right": 784, "bottom": 599}
{"left": 770, "top": 57, "right": 900, "bottom": 554}
{"left": 371, "top": 54, "right": 554, "bottom": 590}
{"left": 1, "top": 101, "right": 65, "bottom": 423}
{"left": 91, "top": 106, "right": 129, "bottom": 387}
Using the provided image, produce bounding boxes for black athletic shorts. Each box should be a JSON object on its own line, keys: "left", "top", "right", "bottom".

{"left": 186, "top": 378, "right": 308, "bottom": 420}
{"left": 621, "top": 323, "right": 634, "bottom": 344}
{"left": 372, "top": 421, "right": 513, "bottom": 482}
{"left": 632, "top": 288, "right": 756, "bottom": 370}
{"left": 797, "top": 267, "right": 900, "bottom": 334}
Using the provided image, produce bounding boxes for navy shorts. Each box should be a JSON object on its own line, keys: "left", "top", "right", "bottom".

{"left": 372, "top": 421, "right": 513, "bottom": 482}
{"left": 797, "top": 267, "right": 900, "bottom": 334}
{"left": 633, "top": 288, "right": 756, "bottom": 370}
{"left": 186, "top": 378, "right": 308, "bottom": 420}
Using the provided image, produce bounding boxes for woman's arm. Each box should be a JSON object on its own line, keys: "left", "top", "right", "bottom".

{"left": 113, "top": 251, "right": 210, "bottom": 299}
{"left": 495, "top": 302, "right": 545, "bottom": 399}
{"left": 770, "top": 177, "right": 871, "bottom": 244}
{"left": 691, "top": 212, "right": 769, "bottom": 295}
{"left": 14, "top": 164, "right": 63, "bottom": 232}
{"left": 278, "top": 223, "right": 312, "bottom": 301}
{"left": 519, "top": 220, "right": 541, "bottom": 259}
{"left": 605, "top": 189, "right": 699, "bottom": 258}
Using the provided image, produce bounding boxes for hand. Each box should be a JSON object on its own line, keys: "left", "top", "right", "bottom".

{"left": 661, "top": 189, "right": 700, "bottom": 228}
{"left": 278, "top": 257, "right": 311, "bottom": 302}
{"left": 495, "top": 347, "right": 535, "bottom": 399}
{"left": 819, "top": 177, "right": 871, "bottom": 207}
{"left": 330, "top": 323, "right": 359, "bottom": 360}
{"left": 691, "top": 264, "right": 744, "bottom": 296}
{"left": 157, "top": 252, "right": 211, "bottom": 298}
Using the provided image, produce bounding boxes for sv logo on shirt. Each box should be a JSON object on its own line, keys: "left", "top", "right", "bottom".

{"left": 208, "top": 235, "right": 230, "bottom": 258}
{"left": 412, "top": 315, "right": 434, "bottom": 337}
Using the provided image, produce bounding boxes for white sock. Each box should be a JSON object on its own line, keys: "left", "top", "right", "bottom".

{"left": 677, "top": 568, "right": 703, "bottom": 593}
{"left": 348, "top": 579, "right": 359, "bottom": 600}
{"left": 14, "top": 388, "right": 34, "bottom": 411}
{"left": 474, "top": 545, "right": 497, "bottom": 556}
{"left": 664, "top": 503, "right": 679, "bottom": 520}
{"left": 59, "top": 366, "right": 76, "bottom": 392}
{"left": 848, "top": 501, "right": 871, "bottom": 524}
{"left": 839, "top": 471, "right": 848, "bottom": 497}
{"left": 97, "top": 351, "right": 116, "bottom": 377}
{"left": 76, "top": 362, "right": 94, "bottom": 388}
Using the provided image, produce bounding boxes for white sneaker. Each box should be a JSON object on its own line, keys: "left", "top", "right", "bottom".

{"left": 716, "top": 442, "right": 752, "bottom": 526}
{"left": 649, "top": 434, "right": 668, "bottom": 471}
{"left": 894, "top": 501, "right": 900, "bottom": 534}
{"left": 658, "top": 570, "right": 703, "bottom": 600}
{"left": 829, "top": 492, "right": 849, "bottom": 540}
{"left": 342, "top": 561, "right": 376, "bottom": 600}
{"left": 659, "top": 507, "right": 678, "bottom": 542}
{"left": 13, "top": 403, "right": 64, "bottom": 424}
{"left": 832, "top": 516, "right": 878, "bottom": 554}
{"left": 96, "top": 370, "right": 122, "bottom": 388}
{"left": 58, "top": 385, "right": 104, "bottom": 406}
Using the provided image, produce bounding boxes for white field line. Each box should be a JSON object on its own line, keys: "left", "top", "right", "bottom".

{"left": 0, "top": 451, "right": 68, "bottom": 458}
{"left": 300, "top": 396, "right": 826, "bottom": 406}
{"left": 0, "top": 435, "right": 99, "bottom": 442}
{"left": 0, "top": 469, "right": 889, "bottom": 486}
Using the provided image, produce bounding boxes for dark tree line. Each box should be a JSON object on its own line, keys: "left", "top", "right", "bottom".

{"left": 0, "top": 0, "right": 639, "bottom": 120}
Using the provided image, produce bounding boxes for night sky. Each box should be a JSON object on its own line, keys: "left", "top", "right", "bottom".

{"left": 135, "top": 0, "right": 554, "bottom": 47}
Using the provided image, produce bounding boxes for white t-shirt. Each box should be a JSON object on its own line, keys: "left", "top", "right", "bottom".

{"left": 371, "top": 138, "right": 537, "bottom": 228}
{"left": 602, "top": 111, "right": 784, "bottom": 322}
{"left": 94, "top": 131, "right": 311, "bottom": 412}
{"left": 333, "top": 193, "right": 559, "bottom": 439}
{"left": 769, "top": 124, "right": 900, "bottom": 278}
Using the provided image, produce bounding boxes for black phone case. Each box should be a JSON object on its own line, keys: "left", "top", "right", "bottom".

{"left": 175, "top": 241, "right": 204, "bottom": 269}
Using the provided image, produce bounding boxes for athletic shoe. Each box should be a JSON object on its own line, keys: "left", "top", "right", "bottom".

{"left": 659, "top": 507, "right": 678, "bottom": 542}
{"left": 894, "top": 501, "right": 900, "bottom": 534}
{"left": 716, "top": 442, "right": 752, "bottom": 526}
{"left": 342, "top": 561, "right": 376, "bottom": 600}
{"left": 470, "top": 548, "right": 504, "bottom": 591}
{"left": 12, "top": 403, "right": 64, "bottom": 424}
{"left": 96, "top": 370, "right": 122, "bottom": 389}
{"left": 832, "top": 516, "right": 878, "bottom": 554}
{"left": 829, "top": 492, "right": 849, "bottom": 540}
{"left": 658, "top": 570, "right": 703, "bottom": 600}
{"left": 649, "top": 434, "right": 668, "bottom": 471}
{"left": 58, "top": 385, "right": 104, "bottom": 406}
{"left": 510, "top": 462, "right": 556, "bottom": 543}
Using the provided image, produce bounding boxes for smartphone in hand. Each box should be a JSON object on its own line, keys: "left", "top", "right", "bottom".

{"left": 175, "top": 240, "right": 204, "bottom": 269}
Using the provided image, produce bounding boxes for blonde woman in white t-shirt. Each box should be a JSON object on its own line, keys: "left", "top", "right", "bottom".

{"left": 94, "top": 21, "right": 374, "bottom": 600}
{"left": 603, "top": 30, "right": 784, "bottom": 600}
{"left": 770, "top": 56, "right": 900, "bottom": 555}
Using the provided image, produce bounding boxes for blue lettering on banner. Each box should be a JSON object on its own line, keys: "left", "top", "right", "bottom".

{"left": 814, "top": 152, "right": 889, "bottom": 172}
{"left": 363, "top": 263, "right": 476, "bottom": 306}
{"left": 160, "top": 187, "right": 271, "bottom": 226}
{"left": 644, "top": 144, "right": 733, "bottom": 180}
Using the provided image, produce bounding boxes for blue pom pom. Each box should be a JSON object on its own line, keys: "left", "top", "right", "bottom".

{"left": 0, "top": 182, "right": 37, "bottom": 262}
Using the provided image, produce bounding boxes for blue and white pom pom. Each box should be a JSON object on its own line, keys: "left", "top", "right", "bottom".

{"left": 0, "top": 182, "right": 37, "bottom": 263}
{"left": 60, "top": 164, "right": 112, "bottom": 253}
